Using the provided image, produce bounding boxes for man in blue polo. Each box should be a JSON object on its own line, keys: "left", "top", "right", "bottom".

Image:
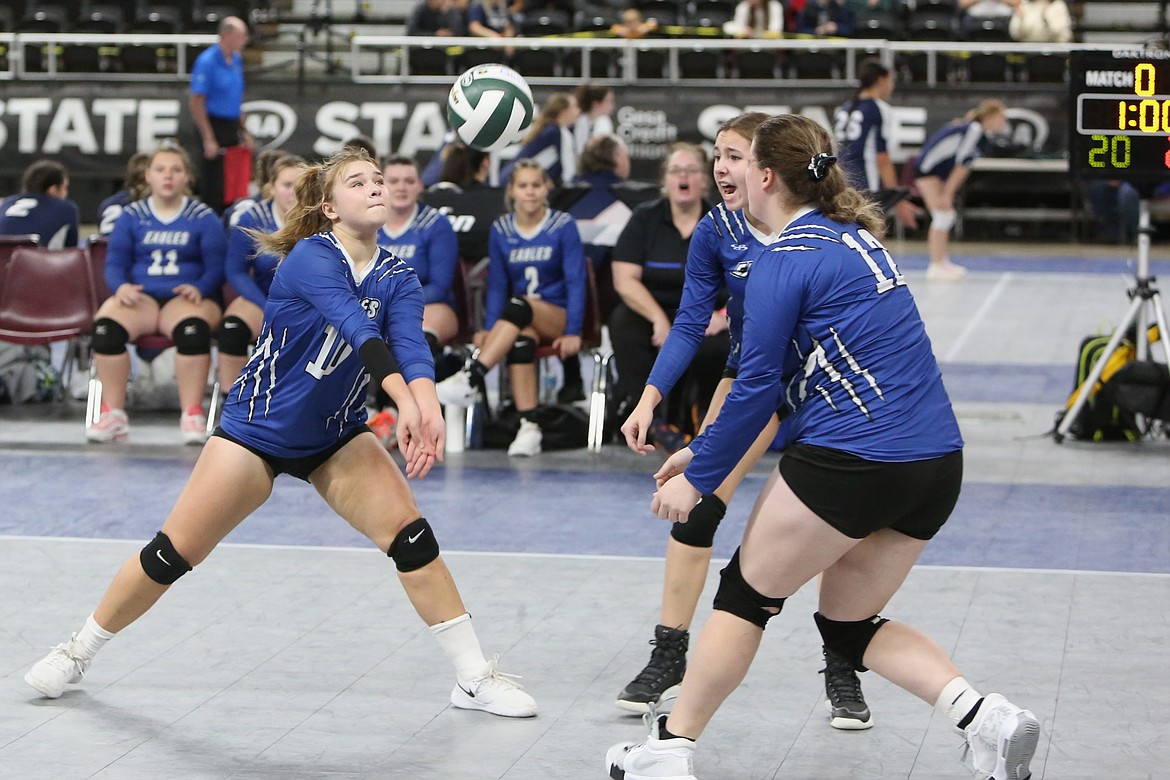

{"left": 189, "top": 16, "right": 253, "bottom": 213}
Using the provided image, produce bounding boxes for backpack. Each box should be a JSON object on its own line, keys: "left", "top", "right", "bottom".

{"left": 1058, "top": 332, "right": 1141, "bottom": 441}
{"left": 482, "top": 403, "right": 590, "bottom": 450}
{"left": 0, "top": 344, "right": 58, "bottom": 404}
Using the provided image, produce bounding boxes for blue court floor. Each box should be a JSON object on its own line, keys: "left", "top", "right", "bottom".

{"left": 1, "top": 240, "right": 1169, "bottom": 779}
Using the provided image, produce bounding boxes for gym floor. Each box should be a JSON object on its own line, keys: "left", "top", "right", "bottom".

{"left": 1, "top": 240, "right": 1168, "bottom": 779}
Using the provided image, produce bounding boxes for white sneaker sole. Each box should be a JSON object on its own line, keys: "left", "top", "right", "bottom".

{"left": 825, "top": 699, "right": 874, "bottom": 730}
{"left": 24, "top": 668, "right": 69, "bottom": 699}
{"left": 86, "top": 429, "right": 128, "bottom": 443}
{"left": 996, "top": 711, "right": 1039, "bottom": 780}
{"left": 616, "top": 683, "right": 680, "bottom": 714}
{"left": 449, "top": 685, "right": 537, "bottom": 718}
{"left": 605, "top": 741, "right": 696, "bottom": 780}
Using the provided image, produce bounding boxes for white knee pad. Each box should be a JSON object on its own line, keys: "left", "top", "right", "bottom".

{"left": 930, "top": 210, "right": 957, "bottom": 232}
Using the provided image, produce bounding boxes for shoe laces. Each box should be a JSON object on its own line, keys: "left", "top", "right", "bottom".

{"left": 820, "top": 651, "right": 864, "bottom": 704}
{"left": 632, "top": 636, "right": 686, "bottom": 688}
{"left": 46, "top": 636, "right": 87, "bottom": 677}
{"left": 467, "top": 655, "right": 525, "bottom": 693}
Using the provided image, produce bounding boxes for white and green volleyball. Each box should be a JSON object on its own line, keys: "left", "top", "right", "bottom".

{"left": 447, "top": 64, "right": 535, "bottom": 153}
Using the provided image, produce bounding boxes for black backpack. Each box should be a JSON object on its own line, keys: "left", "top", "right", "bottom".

{"left": 481, "top": 403, "right": 590, "bottom": 450}
{"left": 1057, "top": 333, "right": 1140, "bottom": 441}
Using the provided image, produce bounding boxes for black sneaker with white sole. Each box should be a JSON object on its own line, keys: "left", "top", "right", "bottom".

{"left": 616, "top": 625, "right": 688, "bottom": 713}
{"left": 820, "top": 646, "right": 874, "bottom": 730}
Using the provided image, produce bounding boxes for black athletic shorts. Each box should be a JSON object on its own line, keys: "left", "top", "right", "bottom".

{"left": 778, "top": 443, "right": 963, "bottom": 540}
{"left": 212, "top": 425, "right": 371, "bottom": 482}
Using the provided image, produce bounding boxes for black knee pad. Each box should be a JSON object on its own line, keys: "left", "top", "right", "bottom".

{"left": 500, "top": 296, "right": 534, "bottom": 329}
{"left": 507, "top": 335, "right": 537, "bottom": 365}
{"left": 139, "top": 531, "right": 193, "bottom": 585}
{"left": 671, "top": 494, "right": 726, "bottom": 548}
{"left": 814, "top": 611, "right": 890, "bottom": 672}
{"left": 387, "top": 518, "right": 440, "bottom": 572}
{"left": 92, "top": 318, "right": 129, "bottom": 355}
{"left": 216, "top": 316, "right": 253, "bottom": 356}
{"left": 712, "top": 549, "right": 786, "bottom": 629}
{"left": 423, "top": 329, "right": 441, "bottom": 359}
{"left": 172, "top": 317, "right": 212, "bottom": 355}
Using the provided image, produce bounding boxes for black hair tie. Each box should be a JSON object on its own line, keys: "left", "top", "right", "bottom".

{"left": 807, "top": 152, "right": 837, "bottom": 181}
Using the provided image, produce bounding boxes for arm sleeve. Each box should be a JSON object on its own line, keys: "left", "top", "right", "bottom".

{"left": 684, "top": 255, "right": 803, "bottom": 494}
{"left": 484, "top": 224, "right": 509, "bottom": 330}
{"left": 646, "top": 221, "right": 722, "bottom": 395}
{"left": 195, "top": 212, "right": 227, "bottom": 297}
{"left": 956, "top": 123, "right": 984, "bottom": 167}
{"left": 104, "top": 211, "right": 134, "bottom": 293}
{"left": 225, "top": 220, "right": 268, "bottom": 307}
{"left": 278, "top": 241, "right": 384, "bottom": 357}
{"left": 561, "top": 219, "right": 587, "bottom": 336}
{"left": 421, "top": 217, "right": 459, "bottom": 305}
{"left": 383, "top": 270, "right": 436, "bottom": 383}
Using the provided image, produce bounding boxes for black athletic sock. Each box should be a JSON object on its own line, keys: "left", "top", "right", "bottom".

{"left": 957, "top": 697, "right": 985, "bottom": 731}
{"left": 657, "top": 715, "right": 694, "bottom": 742}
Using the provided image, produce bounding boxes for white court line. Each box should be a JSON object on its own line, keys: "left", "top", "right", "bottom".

{"left": 4, "top": 533, "right": 1168, "bottom": 578}
{"left": 944, "top": 271, "right": 1014, "bottom": 362}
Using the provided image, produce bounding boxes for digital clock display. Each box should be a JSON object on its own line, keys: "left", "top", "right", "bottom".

{"left": 1069, "top": 50, "right": 1170, "bottom": 182}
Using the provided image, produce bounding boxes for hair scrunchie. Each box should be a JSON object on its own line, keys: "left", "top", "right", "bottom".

{"left": 807, "top": 152, "right": 838, "bottom": 181}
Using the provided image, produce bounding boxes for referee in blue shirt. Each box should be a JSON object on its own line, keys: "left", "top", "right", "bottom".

{"left": 189, "top": 16, "right": 253, "bottom": 212}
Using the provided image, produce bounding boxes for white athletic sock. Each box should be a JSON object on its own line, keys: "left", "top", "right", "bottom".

{"left": 429, "top": 613, "right": 489, "bottom": 683}
{"left": 73, "top": 614, "right": 116, "bottom": 660}
{"left": 936, "top": 676, "right": 983, "bottom": 728}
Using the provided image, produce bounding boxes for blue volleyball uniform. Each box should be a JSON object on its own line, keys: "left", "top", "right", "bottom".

{"left": 220, "top": 233, "right": 434, "bottom": 458}
{"left": 105, "top": 198, "right": 226, "bottom": 299}
{"left": 647, "top": 203, "right": 775, "bottom": 397}
{"left": 0, "top": 193, "right": 79, "bottom": 249}
{"left": 226, "top": 199, "right": 282, "bottom": 308}
{"left": 502, "top": 125, "right": 576, "bottom": 186}
{"left": 834, "top": 96, "right": 893, "bottom": 192}
{"left": 915, "top": 120, "right": 989, "bottom": 180}
{"left": 684, "top": 208, "right": 963, "bottom": 495}
{"left": 486, "top": 209, "right": 586, "bottom": 336}
{"left": 377, "top": 203, "right": 459, "bottom": 307}
{"left": 223, "top": 196, "right": 258, "bottom": 229}
{"left": 97, "top": 190, "right": 132, "bottom": 237}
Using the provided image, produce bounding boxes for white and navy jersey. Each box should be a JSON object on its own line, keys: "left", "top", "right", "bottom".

{"left": 97, "top": 190, "right": 133, "bottom": 236}
{"left": 223, "top": 196, "right": 258, "bottom": 229}
{"left": 226, "top": 199, "right": 282, "bottom": 307}
{"left": 105, "top": 197, "right": 226, "bottom": 299}
{"left": 376, "top": 203, "right": 459, "bottom": 307}
{"left": 915, "top": 120, "right": 989, "bottom": 180}
{"left": 0, "top": 193, "right": 79, "bottom": 249}
{"left": 647, "top": 203, "right": 775, "bottom": 397}
{"left": 502, "top": 125, "right": 577, "bottom": 186}
{"left": 834, "top": 97, "right": 893, "bottom": 192}
{"left": 684, "top": 208, "right": 963, "bottom": 494}
{"left": 486, "top": 209, "right": 586, "bottom": 336}
{"left": 220, "top": 234, "right": 434, "bottom": 459}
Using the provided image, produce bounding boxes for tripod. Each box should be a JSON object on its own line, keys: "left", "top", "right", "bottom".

{"left": 1054, "top": 198, "right": 1170, "bottom": 442}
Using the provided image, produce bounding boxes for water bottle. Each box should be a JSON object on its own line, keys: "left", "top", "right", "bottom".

{"left": 541, "top": 367, "right": 558, "bottom": 406}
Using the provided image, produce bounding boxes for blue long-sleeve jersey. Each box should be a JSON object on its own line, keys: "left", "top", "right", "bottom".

{"left": 502, "top": 125, "right": 575, "bottom": 186}
{"left": 105, "top": 198, "right": 226, "bottom": 299}
{"left": 486, "top": 210, "right": 586, "bottom": 336}
{"left": 225, "top": 199, "right": 282, "bottom": 308}
{"left": 916, "top": 120, "right": 989, "bottom": 180}
{"left": 377, "top": 203, "right": 459, "bottom": 307}
{"left": 220, "top": 233, "right": 434, "bottom": 458}
{"left": 834, "top": 97, "right": 893, "bottom": 192}
{"left": 646, "top": 203, "right": 775, "bottom": 397}
{"left": 684, "top": 208, "right": 963, "bottom": 494}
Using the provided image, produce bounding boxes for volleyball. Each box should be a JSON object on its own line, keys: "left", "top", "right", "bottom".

{"left": 447, "top": 64, "right": 535, "bottom": 153}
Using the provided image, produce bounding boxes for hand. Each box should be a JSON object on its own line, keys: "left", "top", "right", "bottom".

{"left": 115, "top": 283, "right": 144, "bottom": 307}
{"left": 553, "top": 334, "right": 581, "bottom": 359}
{"left": 620, "top": 400, "right": 657, "bottom": 454}
{"left": 894, "top": 200, "right": 920, "bottom": 230}
{"left": 172, "top": 284, "right": 202, "bottom": 304}
{"left": 395, "top": 400, "right": 431, "bottom": 479}
{"left": 651, "top": 317, "right": 671, "bottom": 348}
{"left": 202, "top": 137, "right": 220, "bottom": 160}
{"left": 705, "top": 309, "right": 729, "bottom": 336}
{"left": 651, "top": 473, "right": 701, "bottom": 524}
{"left": 653, "top": 446, "right": 694, "bottom": 488}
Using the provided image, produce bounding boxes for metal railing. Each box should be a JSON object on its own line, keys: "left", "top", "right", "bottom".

{"left": 1, "top": 33, "right": 219, "bottom": 80}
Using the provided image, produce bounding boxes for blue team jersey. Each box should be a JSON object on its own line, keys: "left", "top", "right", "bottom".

{"left": 105, "top": 198, "right": 226, "bottom": 299}
{"left": 0, "top": 193, "right": 79, "bottom": 249}
{"left": 97, "top": 190, "right": 132, "bottom": 237}
{"left": 226, "top": 199, "right": 282, "bottom": 307}
{"left": 190, "top": 45, "right": 245, "bottom": 120}
{"left": 916, "top": 120, "right": 989, "bottom": 180}
{"left": 377, "top": 203, "right": 459, "bottom": 307}
{"left": 220, "top": 234, "right": 434, "bottom": 458}
{"left": 223, "top": 196, "right": 258, "bottom": 229}
{"left": 502, "top": 125, "right": 576, "bottom": 186}
{"left": 685, "top": 208, "right": 963, "bottom": 494}
{"left": 834, "top": 97, "right": 893, "bottom": 192}
{"left": 486, "top": 209, "right": 586, "bottom": 336}
{"left": 647, "top": 203, "right": 775, "bottom": 397}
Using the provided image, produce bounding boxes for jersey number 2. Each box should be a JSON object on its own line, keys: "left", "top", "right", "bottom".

{"left": 524, "top": 266, "right": 541, "bottom": 298}
{"left": 305, "top": 324, "right": 353, "bottom": 379}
